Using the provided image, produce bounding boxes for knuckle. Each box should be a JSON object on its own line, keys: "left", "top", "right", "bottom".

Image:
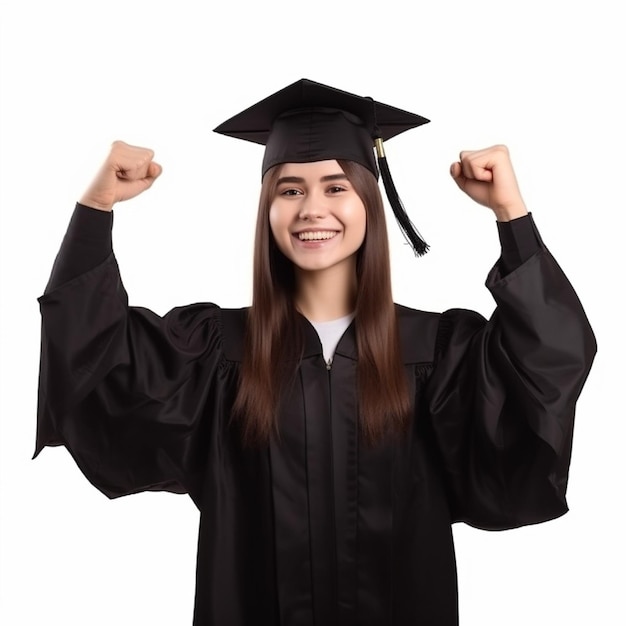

{"left": 137, "top": 149, "right": 155, "bottom": 166}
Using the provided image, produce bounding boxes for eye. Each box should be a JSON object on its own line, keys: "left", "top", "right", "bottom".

{"left": 327, "top": 185, "right": 347, "bottom": 194}
{"left": 279, "top": 188, "right": 303, "bottom": 196}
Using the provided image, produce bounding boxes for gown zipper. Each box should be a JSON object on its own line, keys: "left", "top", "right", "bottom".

{"left": 325, "top": 353, "right": 339, "bottom": 621}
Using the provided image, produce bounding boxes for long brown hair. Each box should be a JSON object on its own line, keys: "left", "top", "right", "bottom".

{"left": 232, "top": 159, "right": 411, "bottom": 446}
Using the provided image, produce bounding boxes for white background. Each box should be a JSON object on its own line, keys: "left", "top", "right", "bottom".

{"left": 1, "top": 0, "right": 623, "bottom": 624}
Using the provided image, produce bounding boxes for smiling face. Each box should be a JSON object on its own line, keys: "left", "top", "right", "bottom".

{"left": 269, "top": 160, "right": 367, "bottom": 274}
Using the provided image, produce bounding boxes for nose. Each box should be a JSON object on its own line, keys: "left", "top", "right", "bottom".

{"left": 298, "top": 188, "right": 328, "bottom": 220}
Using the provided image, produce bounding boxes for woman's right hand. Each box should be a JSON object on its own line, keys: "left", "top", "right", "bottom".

{"left": 79, "top": 140, "right": 162, "bottom": 212}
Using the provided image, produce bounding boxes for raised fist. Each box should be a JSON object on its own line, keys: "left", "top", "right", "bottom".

{"left": 79, "top": 140, "right": 162, "bottom": 212}
{"left": 450, "top": 144, "right": 528, "bottom": 221}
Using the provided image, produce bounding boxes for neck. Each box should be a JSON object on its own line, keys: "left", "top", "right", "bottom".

{"left": 294, "top": 259, "right": 357, "bottom": 322}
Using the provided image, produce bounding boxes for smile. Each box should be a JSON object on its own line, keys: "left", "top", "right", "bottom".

{"left": 296, "top": 231, "right": 338, "bottom": 241}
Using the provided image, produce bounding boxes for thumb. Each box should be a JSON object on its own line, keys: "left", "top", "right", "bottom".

{"left": 133, "top": 161, "right": 163, "bottom": 194}
{"left": 148, "top": 161, "right": 163, "bottom": 179}
{"left": 449, "top": 161, "right": 467, "bottom": 191}
{"left": 449, "top": 160, "right": 489, "bottom": 206}
{"left": 139, "top": 161, "right": 163, "bottom": 192}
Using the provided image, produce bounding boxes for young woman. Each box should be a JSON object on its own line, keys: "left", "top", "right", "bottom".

{"left": 36, "top": 79, "right": 596, "bottom": 625}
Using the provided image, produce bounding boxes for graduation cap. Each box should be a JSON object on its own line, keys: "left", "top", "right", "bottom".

{"left": 214, "top": 78, "right": 430, "bottom": 256}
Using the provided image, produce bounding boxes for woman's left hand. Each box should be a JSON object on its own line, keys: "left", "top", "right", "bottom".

{"left": 450, "top": 144, "right": 528, "bottom": 221}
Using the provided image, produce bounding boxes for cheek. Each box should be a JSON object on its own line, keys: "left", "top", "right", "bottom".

{"left": 349, "top": 203, "right": 367, "bottom": 245}
{"left": 268, "top": 204, "right": 290, "bottom": 253}
{"left": 268, "top": 204, "right": 282, "bottom": 239}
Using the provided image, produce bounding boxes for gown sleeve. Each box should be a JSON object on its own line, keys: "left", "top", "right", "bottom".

{"left": 35, "top": 205, "right": 226, "bottom": 501}
{"left": 425, "top": 214, "right": 597, "bottom": 530}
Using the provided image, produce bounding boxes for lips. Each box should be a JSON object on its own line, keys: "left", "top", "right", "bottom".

{"left": 296, "top": 230, "right": 338, "bottom": 241}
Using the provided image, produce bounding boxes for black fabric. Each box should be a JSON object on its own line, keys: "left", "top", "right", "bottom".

{"left": 45, "top": 204, "right": 113, "bottom": 291}
{"left": 35, "top": 212, "right": 595, "bottom": 625}
{"left": 262, "top": 108, "right": 379, "bottom": 177}
{"left": 497, "top": 213, "right": 542, "bottom": 274}
{"left": 213, "top": 78, "right": 429, "bottom": 178}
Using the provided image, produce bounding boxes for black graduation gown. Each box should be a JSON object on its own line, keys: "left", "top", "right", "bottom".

{"left": 35, "top": 209, "right": 596, "bottom": 625}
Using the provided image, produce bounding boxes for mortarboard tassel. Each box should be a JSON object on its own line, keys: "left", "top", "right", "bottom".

{"left": 374, "top": 137, "right": 429, "bottom": 257}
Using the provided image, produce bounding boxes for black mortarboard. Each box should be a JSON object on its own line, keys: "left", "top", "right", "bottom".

{"left": 213, "top": 78, "right": 431, "bottom": 255}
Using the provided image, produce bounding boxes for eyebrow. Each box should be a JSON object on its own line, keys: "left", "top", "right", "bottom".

{"left": 277, "top": 173, "right": 348, "bottom": 185}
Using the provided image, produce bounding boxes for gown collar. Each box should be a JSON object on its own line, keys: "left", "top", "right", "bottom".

{"left": 220, "top": 305, "right": 439, "bottom": 365}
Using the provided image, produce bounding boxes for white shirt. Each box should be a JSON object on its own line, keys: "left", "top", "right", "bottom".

{"left": 309, "top": 312, "right": 355, "bottom": 367}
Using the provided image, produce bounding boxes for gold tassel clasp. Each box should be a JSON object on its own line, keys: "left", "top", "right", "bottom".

{"left": 374, "top": 137, "right": 385, "bottom": 159}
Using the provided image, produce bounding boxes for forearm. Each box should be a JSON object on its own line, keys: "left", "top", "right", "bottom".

{"left": 496, "top": 213, "right": 542, "bottom": 275}
{"left": 44, "top": 203, "right": 114, "bottom": 293}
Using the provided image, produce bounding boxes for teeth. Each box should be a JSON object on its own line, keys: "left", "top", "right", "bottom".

{"left": 298, "top": 231, "right": 337, "bottom": 241}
